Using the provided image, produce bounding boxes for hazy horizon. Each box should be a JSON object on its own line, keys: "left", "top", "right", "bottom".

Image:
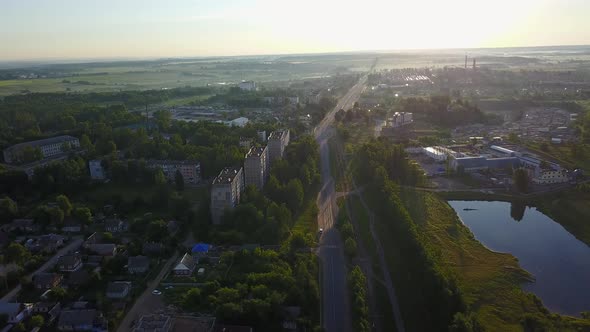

{"left": 2, "top": 0, "right": 590, "bottom": 62}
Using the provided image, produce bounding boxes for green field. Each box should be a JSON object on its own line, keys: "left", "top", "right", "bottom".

{"left": 0, "top": 55, "right": 376, "bottom": 96}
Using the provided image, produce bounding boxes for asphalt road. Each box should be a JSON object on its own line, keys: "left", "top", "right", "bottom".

{"left": 0, "top": 237, "right": 83, "bottom": 302}
{"left": 315, "top": 76, "right": 366, "bottom": 332}
{"left": 117, "top": 251, "right": 180, "bottom": 332}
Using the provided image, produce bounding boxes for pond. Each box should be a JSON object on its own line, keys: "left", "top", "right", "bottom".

{"left": 449, "top": 200, "right": 590, "bottom": 317}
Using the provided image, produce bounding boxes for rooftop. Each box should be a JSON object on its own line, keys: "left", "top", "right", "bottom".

{"left": 246, "top": 146, "right": 267, "bottom": 158}
{"left": 6, "top": 135, "right": 78, "bottom": 151}
{"left": 268, "top": 130, "right": 287, "bottom": 140}
{"left": 146, "top": 160, "right": 200, "bottom": 166}
{"left": 213, "top": 167, "right": 242, "bottom": 185}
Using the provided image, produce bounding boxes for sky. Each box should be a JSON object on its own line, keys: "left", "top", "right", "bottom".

{"left": 1, "top": 0, "right": 590, "bottom": 60}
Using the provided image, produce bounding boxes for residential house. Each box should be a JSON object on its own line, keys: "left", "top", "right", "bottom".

{"left": 106, "top": 282, "right": 131, "bottom": 299}
{"left": 167, "top": 220, "right": 179, "bottom": 235}
{"left": 88, "top": 243, "right": 117, "bottom": 257}
{"left": 0, "top": 231, "right": 9, "bottom": 248}
{"left": 37, "top": 234, "right": 65, "bottom": 253}
{"left": 0, "top": 302, "right": 32, "bottom": 324}
{"left": 173, "top": 253, "right": 196, "bottom": 276}
{"left": 33, "top": 273, "right": 63, "bottom": 289}
{"left": 57, "top": 254, "right": 83, "bottom": 272}
{"left": 104, "top": 219, "right": 128, "bottom": 233}
{"left": 86, "top": 255, "right": 103, "bottom": 267}
{"left": 57, "top": 309, "right": 107, "bottom": 332}
{"left": 33, "top": 302, "right": 61, "bottom": 324}
{"left": 66, "top": 269, "right": 91, "bottom": 289}
{"left": 127, "top": 256, "right": 150, "bottom": 274}
{"left": 142, "top": 242, "right": 164, "bottom": 256}
{"left": 62, "top": 219, "right": 82, "bottom": 233}
{"left": 83, "top": 232, "right": 101, "bottom": 248}
{"left": 133, "top": 314, "right": 173, "bottom": 332}
{"left": 7, "top": 219, "right": 39, "bottom": 233}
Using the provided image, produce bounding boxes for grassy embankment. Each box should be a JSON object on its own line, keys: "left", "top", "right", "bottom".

{"left": 388, "top": 188, "right": 590, "bottom": 331}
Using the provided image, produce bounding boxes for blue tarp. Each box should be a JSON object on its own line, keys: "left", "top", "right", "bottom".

{"left": 192, "top": 243, "right": 210, "bottom": 253}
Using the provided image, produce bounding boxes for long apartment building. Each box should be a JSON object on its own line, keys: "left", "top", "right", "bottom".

{"left": 3, "top": 135, "right": 80, "bottom": 164}
{"left": 146, "top": 160, "right": 201, "bottom": 184}
{"left": 244, "top": 146, "right": 269, "bottom": 189}
{"left": 268, "top": 130, "right": 290, "bottom": 162}
{"left": 210, "top": 167, "right": 244, "bottom": 224}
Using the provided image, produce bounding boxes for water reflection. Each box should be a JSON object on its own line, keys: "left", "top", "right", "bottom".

{"left": 450, "top": 200, "right": 590, "bottom": 316}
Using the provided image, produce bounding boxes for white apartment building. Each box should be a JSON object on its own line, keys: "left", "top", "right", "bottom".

{"left": 244, "top": 146, "right": 269, "bottom": 189}
{"left": 268, "top": 130, "right": 290, "bottom": 162}
{"left": 210, "top": 167, "right": 244, "bottom": 224}
{"left": 3, "top": 135, "right": 80, "bottom": 164}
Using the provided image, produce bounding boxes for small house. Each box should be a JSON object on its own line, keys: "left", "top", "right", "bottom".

{"left": 173, "top": 253, "right": 196, "bottom": 276}
{"left": 57, "top": 309, "right": 107, "bottom": 332}
{"left": 62, "top": 219, "right": 82, "bottom": 233}
{"left": 106, "top": 282, "right": 131, "bottom": 299}
{"left": 88, "top": 243, "right": 117, "bottom": 257}
{"left": 104, "top": 218, "right": 128, "bottom": 233}
{"left": 127, "top": 256, "right": 150, "bottom": 274}
{"left": 57, "top": 254, "right": 83, "bottom": 272}
{"left": 33, "top": 273, "right": 63, "bottom": 289}
{"left": 66, "top": 269, "right": 91, "bottom": 289}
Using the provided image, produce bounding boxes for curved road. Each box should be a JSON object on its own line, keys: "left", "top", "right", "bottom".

{"left": 1, "top": 237, "right": 83, "bottom": 302}
{"left": 315, "top": 76, "right": 366, "bottom": 332}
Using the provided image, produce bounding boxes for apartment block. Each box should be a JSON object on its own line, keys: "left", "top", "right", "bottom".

{"left": 244, "top": 146, "right": 269, "bottom": 189}
{"left": 268, "top": 130, "right": 290, "bottom": 162}
{"left": 146, "top": 160, "right": 201, "bottom": 184}
{"left": 210, "top": 167, "right": 244, "bottom": 224}
{"left": 3, "top": 135, "right": 80, "bottom": 164}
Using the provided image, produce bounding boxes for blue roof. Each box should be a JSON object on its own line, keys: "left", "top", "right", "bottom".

{"left": 191, "top": 243, "right": 210, "bottom": 253}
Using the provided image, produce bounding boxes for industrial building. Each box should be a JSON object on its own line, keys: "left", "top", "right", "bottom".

{"left": 531, "top": 169, "right": 570, "bottom": 185}
{"left": 268, "top": 129, "right": 290, "bottom": 162}
{"left": 238, "top": 81, "right": 256, "bottom": 91}
{"left": 146, "top": 160, "right": 201, "bottom": 184}
{"left": 450, "top": 156, "right": 521, "bottom": 173}
{"left": 422, "top": 146, "right": 463, "bottom": 161}
{"left": 387, "top": 112, "right": 413, "bottom": 128}
{"left": 210, "top": 167, "right": 244, "bottom": 224}
{"left": 244, "top": 146, "right": 269, "bottom": 189}
{"left": 3, "top": 135, "right": 80, "bottom": 164}
{"left": 490, "top": 145, "right": 520, "bottom": 157}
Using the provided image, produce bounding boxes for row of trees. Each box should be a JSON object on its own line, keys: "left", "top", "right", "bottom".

{"left": 349, "top": 266, "right": 371, "bottom": 332}
{"left": 356, "top": 139, "right": 473, "bottom": 331}
{"left": 357, "top": 139, "right": 426, "bottom": 187}
{"left": 398, "top": 96, "right": 499, "bottom": 127}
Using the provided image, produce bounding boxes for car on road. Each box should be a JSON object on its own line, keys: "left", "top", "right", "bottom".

{"left": 152, "top": 289, "right": 162, "bottom": 295}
